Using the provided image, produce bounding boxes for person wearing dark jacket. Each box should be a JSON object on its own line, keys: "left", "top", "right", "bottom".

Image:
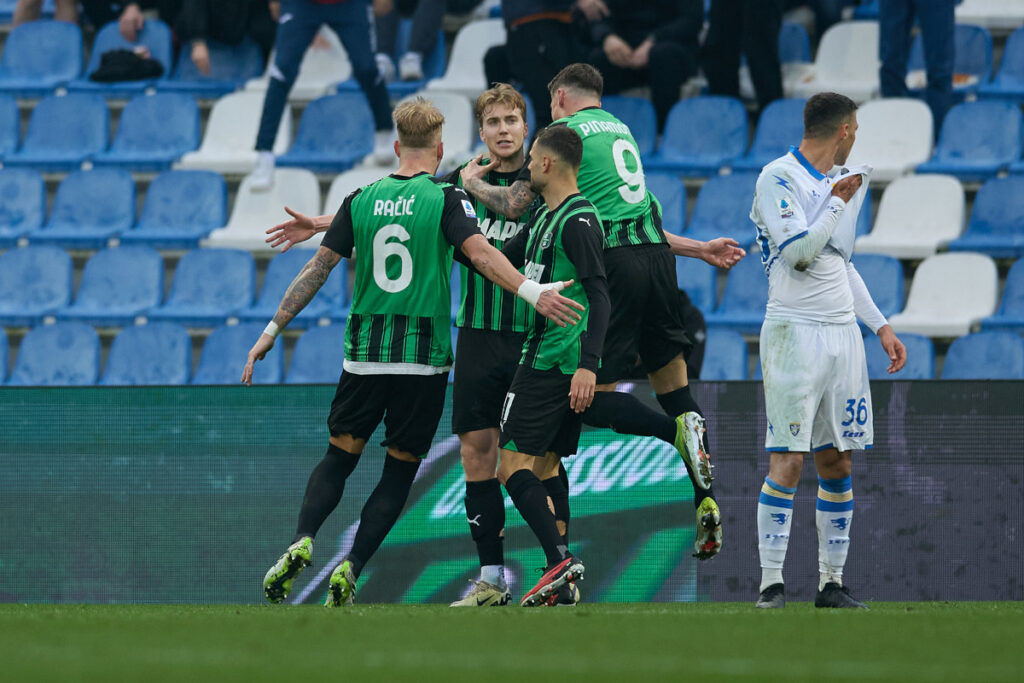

{"left": 175, "top": 0, "right": 277, "bottom": 74}
{"left": 704, "top": 0, "right": 784, "bottom": 112}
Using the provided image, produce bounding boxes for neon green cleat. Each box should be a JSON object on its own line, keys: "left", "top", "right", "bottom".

{"left": 674, "top": 412, "right": 714, "bottom": 490}
{"left": 693, "top": 497, "right": 723, "bottom": 560}
{"left": 263, "top": 536, "right": 313, "bottom": 604}
{"left": 324, "top": 560, "right": 357, "bottom": 607}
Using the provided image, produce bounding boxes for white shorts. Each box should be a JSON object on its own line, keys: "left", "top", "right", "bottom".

{"left": 759, "top": 318, "right": 872, "bottom": 453}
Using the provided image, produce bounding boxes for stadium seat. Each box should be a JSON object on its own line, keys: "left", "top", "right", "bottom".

{"left": 426, "top": 19, "right": 505, "bottom": 99}
{"left": 844, "top": 98, "right": 933, "bottom": 183}
{"left": 915, "top": 100, "right": 1023, "bottom": 182}
{"left": 851, "top": 253, "right": 904, "bottom": 321}
{"left": 646, "top": 172, "right": 685, "bottom": 235}
{"left": 946, "top": 176, "right": 1024, "bottom": 258}
{"left": 0, "top": 94, "right": 17, "bottom": 159}
{"left": 864, "top": 331, "right": 934, "bottom": 379}
{"left": 405, "top": 92, "right": 475, "bottom": 171}
{"left": 855, "top": 174, "right": 964, "bottom": 259}
{"left": 644, "top": 96, "right": 748, "bottom": 176}
{"left": 93, "top": 93, "right": 200, "bottom": 171}
{"left": 193, "top": 322, "right": 283, "bottom": 384}
{"left": 602, "top": 95, "right": 657, "bottom": 156}
{"left": 276, "top": 93, "right": 374, "bottom": 173}
{"left": 978, "top": 26, "right": 1024, "bottom": 102}
{"left": 201, "top": 168, "right": 320, "bottom": 251}
{"left": 286, "top": 323, "right": 347, "bottom": 384}
{"left": 118, "top": 170, "right": 227, "bottom": 250}
{"left": 323, "top": 168, "right": 389, "bottom": 215}
{"left": 175, "top": 91, "right": 292, "bottom": 174}
{"left": 0, "top": 327, "right": 6, "bottom": 382}
{"left": 789, "top": 21, "right": 880, "bottom": 102}
{"left": 245, "top": 27, "right": 351, "bottom": 101}
{"left": 675, "top": 257, "right": 717, "bottom": 315}
{"left": 0, "top": 169, "right": 46, "bottom": 249}
{"left": 853, "top": 0, "right": 879, "bottom": 19}
{"left": 147, "top": 248, "right": 255, "bottom": 327}
{"left": 700, "top": 329, "right": 748, "bottom": 380}
{"left": 2, "top": 93, "right": 108, "bottom": 172}
{"left": 981, "top": 259, "right": 1024, "bottom": 334}
{"left": 907, "top": 24, "right": 992, "bottom": 99}
{"left": 238, "top": 249, "right": 347, "bottom": 329}
{"left": 685, "top": 172, "right": 759, "bottom": 247}
{"left": 100, "top": 323, "right": 191, "bottom": 386}
{"left": 56, "top": 246, "right": 163, "bottom": 327}
{"left": 955, "top": 0, "right": 1024, "bottom": 31}
{"left": 337, "top": 22, "right": 445, "bottom": 98}
{"left": 941, "top": 331, "right": 1024, "bottom": 379}
{"left": 0, "top": 20, "right": 83, "bottom": 97}
{"left": 731, "top": 98, "right": 806, "bottom": 173}
{"left": 888, "top": 252, "right": 998, "bottom": 337}
{"left": 160, "top": 38, "right": 264, "bottom": 98}
{"left": 0, "top": 245, "right": 71, "bottom": 326}
{"left": 67, "top": 20, "right": 173, "bottom": 95}
{"left": 742, "top": 24, "right": 814, "bottom": 104}
{"left": 7, "top": 322, "right": 99, "bottom": 386}
{"left": 703, "top": 253, "right": 768, "bottom": 334}
{"left": 26, "top": 169, "right": 134, "bottom": 249}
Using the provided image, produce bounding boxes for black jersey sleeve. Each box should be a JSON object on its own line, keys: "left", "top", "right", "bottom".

{"left": 438, "top": 164, "right": 463, "bottom": 187}
{"left": 441, "top": 185, "right": 484, "bottom": 267}
{"left": 562, "top": 210, "right": 608, "bottom": 373}
{"left": 321, "top": 190, "right": 359, "bottom": 257}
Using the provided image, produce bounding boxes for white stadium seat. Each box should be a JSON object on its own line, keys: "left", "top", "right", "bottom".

{"left": 855, "top": 174, "right": 964, "bottom": 260}
{"left": 245, "top": 27, "right": 351, "bottom": 101}
{"left": 426, "top": 19, "right": 505, "bottom": 100}
{"left": 320, "top": 168, "right": 390, "bottom": 219}
{"left": 845, "top": 98, "right": 933, "bottom": 183}
{"left": 406, "top": 91, "right": 475, "bottom": 173}
{"left": 789, "top": 21, "right": 880, "bottom": 103}
{"left": 956, "top": 0, "right": 1024, "bottom": 32}
{"left": 888, "top": 252, "right": 998, "bottom": 337}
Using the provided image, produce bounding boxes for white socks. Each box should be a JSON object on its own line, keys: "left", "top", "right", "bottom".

{"left": 816, "top": 475, "right": 854, "bottom": 590}
{"left": 480, "top": 564, "right": 505, "bottom": 588}
{"left": 757, "top": 476, "right": 796, "bottom": 592}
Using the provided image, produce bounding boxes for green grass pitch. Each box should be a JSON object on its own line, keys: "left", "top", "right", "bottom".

{"left": 3, "top": 603, "right": 1022, "bottom": 682}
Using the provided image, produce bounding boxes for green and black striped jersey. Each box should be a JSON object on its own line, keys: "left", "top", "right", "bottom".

{"left": 322, "top": 172, "right": 479, "bottom": 375}
{"left": 442, "top": 162, "right": 533, "bottom": 333}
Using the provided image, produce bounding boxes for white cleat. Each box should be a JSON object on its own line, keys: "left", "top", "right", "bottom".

{"left": 449, "top": 579, "right": 511, "bottom": 607}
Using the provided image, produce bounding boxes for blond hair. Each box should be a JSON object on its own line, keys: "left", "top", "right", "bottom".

{"left": 393, "top": 97, "right": 445, "bottom": 149}
{"left": 474, "top": 83, "right": 527, "bottom": 127}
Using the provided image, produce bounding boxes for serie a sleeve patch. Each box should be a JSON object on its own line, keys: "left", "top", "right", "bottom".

{"left": 461, "top": 199, "right": 477, "bottom": 218}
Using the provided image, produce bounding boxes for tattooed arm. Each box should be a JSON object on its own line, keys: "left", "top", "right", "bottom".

{"left": 459, "top": 156, "right": 537, "bottom": 218}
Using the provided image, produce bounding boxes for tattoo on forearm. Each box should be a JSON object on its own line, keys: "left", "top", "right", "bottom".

{"left": 273, "top": 249, "right": 339, "bottom": 326}
{"left": 465, "top": 178, "right": 535, "bottom": 218}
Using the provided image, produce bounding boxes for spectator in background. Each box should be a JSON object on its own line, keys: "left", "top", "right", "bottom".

{"left": 175, "top": 0, "right": 277, "bottom": 75}
{"left": 374, "top": 0, "right": 482, "bottom": 82}
{"left": 704, "top": 0, "right": 784, "bottom": 112}
{"left": 783, "top": 0, "right": 842, "bottom": 45}
{"left": 12, "top": 0, "right": 78, "bottom": 25}
{"left": 75, "top": 1, "right": 183, "bottom": 38}
{"left": 879, "top": 0, "right": 955, "bottom": 134}
{"left": 583, "top": 0, "right": 703, "bottom": 133}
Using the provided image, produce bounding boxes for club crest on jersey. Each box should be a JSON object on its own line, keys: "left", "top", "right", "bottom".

{"left": 789, "top": 423, "right": 801, "bottom": 436}
{"left": 461, "top": 199, "right": 477, "bottom": 218}
{"left": 540, "top": 231, "right": 553, "bottom": 249}
{"left": 778, "top": 198, "right": 794, "bottom": 219}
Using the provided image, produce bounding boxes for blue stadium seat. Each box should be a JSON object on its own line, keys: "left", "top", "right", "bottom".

{"left": 286, "top": 323, "right": 347, "bottom": 384}
{"left": 238, "top": 250, "right": 347, "bottom": 329}
{"left": 908, "top": 23, "right": 992, "bottom": 99}
{"left": 731, "top": 99, "right": 806, "bottom": 172}
{"left": 193, "top": 322, "right": 283, "bottom": 384}
{"left": 675, "top": 257, "right": 717, "bottom": 315}
{"left": 852, "top": 253, "right": 904, "bottom": 320}
{"left": 853, "top": 0, "right": 879, "bottom": 19}
{"left": 701, "top": 329, "right": 748, "bottom": 380}
{"left": 159, "top": 38, "right": 264, "bottom": 98}
{"left": 778, "top": 22, "right": 811, "bottom": 64}
{"left": 2, "top": 93, "right": 108, "bottom": 172}
{"left": 981, "top": 259, "right": 1024, "bottom": 334}
{"left": 0, "top": 94, "right": 17, "bottom": 159}
{"left": 0, "top": 245, "right": 71, "bottom": 326}
{"left": 118, "top": 170, "right": 227, "bottom": 249}
{"left": 57, "top": 246, "right": 163, "bottom": 326}
{"left": 93, "top": 93, "right": 200, "bottom": 171}
{"left": 0, "top": 169, "right": 46, "bottom": 248}
{"left": 67, "top": 20, "right": 173, "bottom": 95}
{"left": 645, "top": 96, "right": 748, "bottom": 176}
{"left": 602, "top": 95, "right": 657, "bottom": 156}
{"left": 856, "top": 186, "right": 873, "bottom": 238}
{"left": 276, "top": 93, "right": 374, "bottom": 173}
{"left": 336, "top": 22, "right": 445, "bottom": 98}
{"left": 864, "top": 331, "right": 934, "bottom": 379}
{"left": 0, "top": 20, "right": 83, "bottom": 97}
{"left": 101, "top": 322, "right": 191, "bottom": 386}
{"left": 703, "top": 253, "right": 768, "bottom": 334}
{"left": 7, "top": 322, "right": 99, "bottom": 386}
{"left": 27, "top": 169, "right": 134, "bottom": 249}
{"left": 148, "top": 248, "right": 255, "bottom": 327}
{"left": 946, "top": 176, "right": 1024, "bottom": 258}
{"left": 685, "top": 172, "right": 759, "bottom": 247}
{"left": 0, "top": 326, "right": 6, "bottom": 382}
{"left": 916, "top": 100, "right": 1023, "bottom": 181}
{"left": 941, "top": 331, "right": 1024, "bottom": 379}
{"left": 646, "top": 172, "right": 685, "bottom": 235}
{"left": 979, "top": 26, "right": 1024, "bottom": 102}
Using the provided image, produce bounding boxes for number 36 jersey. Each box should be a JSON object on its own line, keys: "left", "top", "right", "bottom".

{"left": 322, "top": 172, "right": 480, "bottom": 375}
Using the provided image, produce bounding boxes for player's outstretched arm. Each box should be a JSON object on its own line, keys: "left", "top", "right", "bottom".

{"left": 877, "top": 325, "right": 907, "bottom": 374}
{"left": 663, "top": 231, "right": 746, "bottom": 268}
{"left": 265, "top": 206, "right": 335, "bottom": 252}
{"left": 460, "top": 156, "right": 537, "bottom": 218}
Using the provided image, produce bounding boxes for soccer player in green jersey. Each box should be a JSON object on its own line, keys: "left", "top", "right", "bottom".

{"left": 461, "top": 63, "right": 746, "bottom": 560}
{"left": 247, "top": 97, "right": 584, "bottom": 608}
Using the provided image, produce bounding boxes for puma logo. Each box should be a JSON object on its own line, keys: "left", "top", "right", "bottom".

{"left": 580, "top": 218, "right": 591, "bottom": 226}
{"left": 467, "top": 515, "right": 482, "bottom": 527}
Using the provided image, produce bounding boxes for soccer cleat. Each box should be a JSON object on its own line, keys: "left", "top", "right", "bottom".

{"left": 324, "top": 560, "right": 357, "bottom": 607}
{"left": 674, "top": 412, "right": 714, "bottom": 490}
{"left": 263, "top": 536, "right": 313, "bottom": 604}
{"left": 693, "top": 497, "right": 723, "bottom": 560}
{"left": 546, "top": 581, "right": 581, "bottom": 607}
{"left": 815, "top": 582, "right": 869, "bottom": 609}
{"left": 449, "top": 580, "right": 512, "bottom": 607}
{"left": 756, "top": 583, "right": 786, "bottom": 608}
{"left": 520, "top": 556, "right": 584, "bottom": 607}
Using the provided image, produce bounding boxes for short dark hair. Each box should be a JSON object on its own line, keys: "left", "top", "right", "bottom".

{"left": 803, "top": 92, "right": 858, "bottom": 140}
{"left": 533, "top": 125, "right": 583, "bottom": 169}
{"left": 547, "top": 63, "right": 603, "bottom": 98}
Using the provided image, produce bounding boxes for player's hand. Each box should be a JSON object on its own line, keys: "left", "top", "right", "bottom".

{"left": 877, "top": 324, "right": 907, "bottom": 374}
{"left": 576, "top": 0, "right": 610, "bottom": 21}
{"left": 831, "top": 174, "right": 863, "bottom": 203}
{"left": 119, "top": 3, "right": 144, "bottom": 42}
{"left": 702, "top": 237, "right": 746, "bottom": 269}
{"left": 191, "top": 41, "right": 211, "bottom": 76}
{"left": 241, "top": 334, "right": 275, "bottom": 386}
{"left": 534, "top": 280, "right": 584, "bottom": 327}
{"left": 603, "top": 34, "right": 633, "bottom": 68}
{"left": 266, "top": 206, "right": 317, "bottom": 251}
{"left": 460, "top": 154, "right": 498, "bottom": 188}
{"left": 569, "top": 368, "right": 597, "bottom": 413}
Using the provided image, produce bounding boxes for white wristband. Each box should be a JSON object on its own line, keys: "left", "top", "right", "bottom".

{"left": 517, "top": 279, "right": 544, "bottom": 306}
{"left": 263, "top": 321, "right": 281, "bottom": 338}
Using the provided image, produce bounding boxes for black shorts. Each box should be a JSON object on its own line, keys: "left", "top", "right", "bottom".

{"left": 328, "top": 370, "right": 449, "bottom": 458}
{"left": 499, "top": 365, "right": 582, "bottom": 459}
{"left": 597, "top": 243, "right": 694, "bottom": 384}
{"left": 452, "top": 327, "right": 525, "bottom": 434}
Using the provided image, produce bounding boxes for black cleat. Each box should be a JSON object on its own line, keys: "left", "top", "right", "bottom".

{"left": 755, "top": 583, "right": 786, "bottom": 609}
{"left": 814, "top": 582, "right": 868, "bottom": 609}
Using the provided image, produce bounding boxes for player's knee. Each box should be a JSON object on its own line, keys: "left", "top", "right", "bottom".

{"left": 769, "top": 453, "right": 803, "bottom": 487}
{"left": 461, "top": 448, "right": 498, "bottom": 481}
